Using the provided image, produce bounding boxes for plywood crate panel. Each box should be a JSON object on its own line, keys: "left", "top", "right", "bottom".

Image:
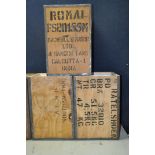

{"left": 74, "top": 72, "right": 120, "bottom": 139}
{"left": 44, "top": 4, "right": 92, "bottom": 75}
{"left": 27, "top": 74, "right": 73, "bottom": 139}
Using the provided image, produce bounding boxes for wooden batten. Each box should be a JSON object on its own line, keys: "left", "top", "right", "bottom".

{"left": 27, "top": 74, "right": 73, "bottom": 139}
{"left": 44, "top": 4, "right": 92, "bottom": 75}
{"left": 26, "top": 77, "right": 32, "bottom": 140}
{"left": 74, "top": 72, "right": 120, "bottom": 139}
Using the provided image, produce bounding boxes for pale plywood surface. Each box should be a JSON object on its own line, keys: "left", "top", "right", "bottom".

{"left": 26, "top": 126, "right": 128, "bottom": 155}
{"left": 30, "top": 76, "right": 73, "bottom": 139}
{"left": 74, "top": 75, "right": 120, "bottom": 139}
{"left": 44, "top": 5, "right": 91, "bottom": 74}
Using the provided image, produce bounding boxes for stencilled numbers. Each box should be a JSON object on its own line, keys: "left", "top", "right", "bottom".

{"left": 76, "top": 97, "right": 104, "bottom": 127}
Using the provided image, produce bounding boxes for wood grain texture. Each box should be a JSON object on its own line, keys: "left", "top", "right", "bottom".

{"left": 74, "top": 72, "right": 120, "bottom": 139}
{"left": 29, "top": 75, "right": 73, "bottom": 139}
{"left": 44, "top": 4, "right": 91, "bottom": 75}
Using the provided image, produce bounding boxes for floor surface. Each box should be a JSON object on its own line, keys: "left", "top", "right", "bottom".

{"left": 26, "top": 126, "right": 129, "bottom": 155}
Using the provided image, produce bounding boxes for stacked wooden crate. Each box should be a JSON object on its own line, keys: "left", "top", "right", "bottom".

{"left": 26, "top": 4, "right": 120, "bottom": 140}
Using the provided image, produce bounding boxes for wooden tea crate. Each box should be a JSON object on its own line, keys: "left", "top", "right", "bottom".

{"left": 73, "top": 72, "right": 120, "bottom": 139}
{"left": 44, "top": 4, "right": 92, "bottom": 75}
{"left": 27, "top": 73, "right": 73, "bottom": 139}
